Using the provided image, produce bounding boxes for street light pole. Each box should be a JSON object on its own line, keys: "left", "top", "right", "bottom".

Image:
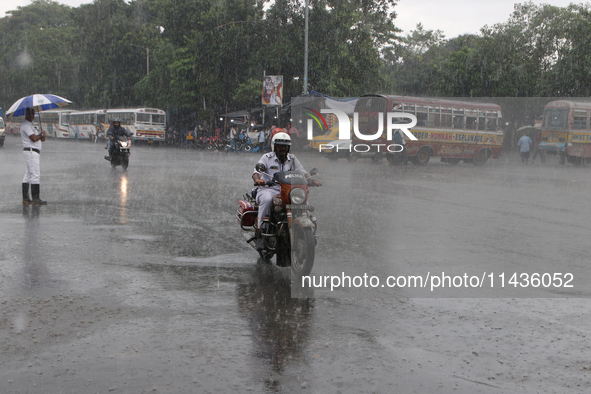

{"left": 303, "top": 0, "right": 309, "bottom": 95}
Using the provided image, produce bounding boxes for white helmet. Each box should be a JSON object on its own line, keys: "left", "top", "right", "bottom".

{"left": 271, "top": 132, "right": 291, "bottom": 152}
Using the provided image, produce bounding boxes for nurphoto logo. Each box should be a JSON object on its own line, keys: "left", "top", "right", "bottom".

{"left": 304, "top": 108, "right": 418, "bottom": 153}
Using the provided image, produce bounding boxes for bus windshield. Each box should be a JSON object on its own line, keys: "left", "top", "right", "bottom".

{"left": 110, "top": 112, "right": 134, "bottom": 125}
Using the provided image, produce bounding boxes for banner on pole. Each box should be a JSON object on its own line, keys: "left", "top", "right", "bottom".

{"left": 262, "top": 76, "right": 283, "bottom": 106}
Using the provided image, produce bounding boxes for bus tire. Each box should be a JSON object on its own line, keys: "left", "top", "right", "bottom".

{"left": 473, "top": 149, "right": 489, "bottom": 166}
{"left": 413, "top": 147, "right": 431, "bottom": 166}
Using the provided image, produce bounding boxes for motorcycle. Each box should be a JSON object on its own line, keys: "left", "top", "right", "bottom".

{"left": 207, "top": 136, "right": 227, "bottom": 151}
{"left": 237, "top": 164, "right": 320, "bottom": 277}
{"left": 244, "top": 136, "right": 257, "bottom": 153}
{"left": 193, "top": 136, "right": 209, "bottom": 150}
{"left": 109, "top": 135, "right": 131, "bottom": 170}
{"left": 234, "top": 135, "right": 252, "bottom": 152}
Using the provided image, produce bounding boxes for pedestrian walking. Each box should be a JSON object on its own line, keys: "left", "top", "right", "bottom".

{"left": 226, "top": 126, "right": 237, "bottom": 152}
{"left": 531, "top": 129, "right": 545, "bottom": 164}
{"left": 21, "top": 107, "right": 47, "bottom": 205}
{"left": 258, "top": 127, "right": 266, "bottom": 152}
{"left": 517, "top": 133, "right": 533, "bottom": 165}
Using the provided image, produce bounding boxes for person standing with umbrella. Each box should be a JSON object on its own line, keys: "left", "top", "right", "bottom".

{"left": 6, "top": 94, "right": 72, "bottom": 205}
{"left": 21, "top": 107, "right": 47, "bottom": 204}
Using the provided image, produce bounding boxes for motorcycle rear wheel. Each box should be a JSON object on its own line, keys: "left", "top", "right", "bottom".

{"left": 291, "top": 226, "right": 315, "bottom": 278}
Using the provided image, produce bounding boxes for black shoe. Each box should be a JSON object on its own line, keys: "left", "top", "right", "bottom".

{"left": 30, "top": 184, "right": 47, "bottom": 205}
{"left": 104, "top": 155, "right": 112, "bottom": 161}
{"left": 22, "top": 183, "right": 31, "bottom": 204}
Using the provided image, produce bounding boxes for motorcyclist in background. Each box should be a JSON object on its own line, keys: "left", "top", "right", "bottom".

{"left": 104, "top": 119, "right": 132, "bottom": 161}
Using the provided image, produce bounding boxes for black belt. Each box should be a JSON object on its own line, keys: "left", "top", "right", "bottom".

{"left": 23, "top": 148, "right": 40, "bottom": 154}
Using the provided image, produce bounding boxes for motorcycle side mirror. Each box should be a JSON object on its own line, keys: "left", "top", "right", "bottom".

{"left": 255, "top": 163, "right": 266, "bottom": 172}
{"left": 309, "top": 168, "right": 319, "bottom": 176}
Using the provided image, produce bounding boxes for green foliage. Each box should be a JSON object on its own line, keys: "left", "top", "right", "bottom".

{"left": 233, "top": 78, "right": 263, "bottom": 107}
{"left": 3, "top": 0, "right": 591, "bottom": 119}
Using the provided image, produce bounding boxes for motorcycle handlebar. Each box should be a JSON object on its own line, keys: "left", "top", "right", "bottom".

{"left": 253, "top": 180, "right": 276, "bottom": 187}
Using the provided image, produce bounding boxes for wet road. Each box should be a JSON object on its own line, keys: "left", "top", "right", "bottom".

{"left": 2, "top": 136, "right": 591, "bottom": 393}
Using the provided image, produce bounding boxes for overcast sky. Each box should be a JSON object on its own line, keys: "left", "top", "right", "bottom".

{"left": 0, "top": 0, "right": 579, "bottom": 38}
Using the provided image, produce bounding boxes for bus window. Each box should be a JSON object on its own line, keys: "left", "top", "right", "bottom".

{"left": 486, "top": 118, "right": 498, "bottom": 131}
{"left": 478, "top": 117, "right": 486, "bottom": 130}
{"left": 110, "top": 113, "right": 134, "bottom": 125}
{"left": 428, "top": 107, "right": 440, "bottom": 127}
{"left": 69, "top": 114, "right": 81, "bottom": 125}
{"left": 544, "top": 108, "right": 568, "bottom": 129}
{"left": 153, "top": 114, "right": 166, "bottom": 125}
{"left": 97, "top": 113, "right": 106, "bottom": 124}
{"left": 71, "top": 113, "right": 95, "bottom": 125}
{"left": 416, "top": 106, "right": 428, "bottom": 126}
{"left": 61, "top": 114, "right": 69, "bottom": 126}
{"left": 41, "top": 113, "right": 59, "bottom": 124}
{"left": 441, "top": 108, "right": 452, "bottom": 128}
{"left": 573, "top": 110, "right": 587, "bottom": 130}
{"left": 137, "top": 113, "right": 151, "bottom": 124}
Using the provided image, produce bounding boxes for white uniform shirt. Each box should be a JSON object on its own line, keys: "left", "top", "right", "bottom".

{"left": 21, "top": 119, "right": 42, "bottom": 150}
{"left": 253, "top": 152, "right": 306, "bottom": 184}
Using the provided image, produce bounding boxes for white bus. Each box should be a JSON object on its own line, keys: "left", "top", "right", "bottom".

{"left": 5, "top": 113, "right": 40, "bottom": 136}
{"left": 106, "top": 108, "right": 166, "bottom": 142}
{"left": 39, "top": 109, "right": 72, "bottom": 139}
{"left": 68, "top": 110, "right": 107, "bottom": 140}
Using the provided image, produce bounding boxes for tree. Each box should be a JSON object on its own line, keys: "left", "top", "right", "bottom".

{"left": 0, "top": 0, "right": 78, "bottom": 110}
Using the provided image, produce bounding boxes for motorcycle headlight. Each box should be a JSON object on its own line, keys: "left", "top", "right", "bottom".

{"left": 272, "top": 195, "right": 283, "bottom": 206}
{"left": 290, "top": 188, "right": 307, "bottom": 205}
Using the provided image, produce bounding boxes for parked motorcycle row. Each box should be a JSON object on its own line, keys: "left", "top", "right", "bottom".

{"left": 180, "top": 135, "right": 268, "bottom": 154}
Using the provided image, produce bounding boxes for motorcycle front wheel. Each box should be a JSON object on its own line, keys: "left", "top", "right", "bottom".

{"left": 291, "top": 226, "right": 315, "bottom": 277}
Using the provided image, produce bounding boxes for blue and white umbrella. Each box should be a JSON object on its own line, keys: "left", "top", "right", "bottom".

{"left": 6, "top": 94, "right": 72, "bottom": 118}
